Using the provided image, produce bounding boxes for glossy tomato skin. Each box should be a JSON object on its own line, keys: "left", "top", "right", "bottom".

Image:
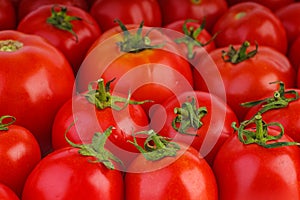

{"left": 150, "top": 91, "right": 238, "bottom": 166}
{"left": 0, "top": 124, "right": 41, "bottom": 197}
{"left": 193, "top": 45, "right": 296, "bottom": 120}
{"left": 212, "top": 2, "right": 288, "bottom": 54}
{"left": 0, "top": 183, "right": 20, "bottom": 200}
{"left": 17, "top": 0, "right": 88, "bottom": 21}
{"left": 22, "top": 147, "right": 124, "bottom": 200}
{"left": 0, "top": 0, "right": 16, "bottom": 30}
{"left": 226, "top": 0, "right": 295, "bottom": 11}
{"left": 125, "top": 144, "right": 218, "bottom": 200}
{"left": 213, "top": 130, "right": 300, "bottom": 200}
{"left": 90, "top": 0, "right": 162, "bottom": 32}
{"left": 288, "top": 35, "right": 300, "bottom": 70}
{"left": 17, "top": 4, "right": 102, "bottom": 75}
{"left": 0, "top": 30, "right": 75, "bottom": 155}
{"left": 157, "top": 0, "right": 228, "bottom": 32}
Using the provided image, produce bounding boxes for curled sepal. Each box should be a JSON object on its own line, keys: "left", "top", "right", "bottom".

{"left": 114, "top": 19, "right": 165, "bottom": 53}
{"left": 65, "top": 126, "right": 123, "bottom": 170}
{"left": 222, "top": 41, "right": 258, "bottom": 64}
{"left": 46, "top": 5, "right": 82, "bottom": 42}
{"left": 84, "top": 78, "right": 151, "bottom": 111}
{"left": 128, "top": 129, "right": 180, "bottom": 161}
{"left": 241, "top": 81, "right": 299, "bottom": 115}
{"left": 232, "top": 114, "right": 300, "bottom": 148}
{"left": 172, "top": 97, "right": 207, "bottom": 136}
{"left": 0, "top": 115, "right": 16, "bottom": 131}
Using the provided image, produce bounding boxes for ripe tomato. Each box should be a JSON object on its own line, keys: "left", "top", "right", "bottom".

{"left": 0, "top": 183, "right": 19, "bottom": 200}
{"left": 213, "top": 115, "right": 300, "bottom": 200}
{"left": 149, "top": 90, "right": 238, "bottom": 165}
{"left": 52, "top": 79, "right": 150, "bottom": 167}
{"left": 212, "top": 2, "right": 288, "bottom": 54}
{"left": 0, "top": 0, "right": 16, "bottom": 30}
{"left": 77, "top": 22, "right": 194, "bottom": 114}
{"left": 90, "top": 0, "right": 162, "bottom": 32}
{"left": 157, "top": 0, "right": 228, "bottom": 32}
{"left": 17, "top": 0, "right": 88, "bottom": 21}
{"left": 288, "top": 35, "right": 300, "bottom": 70}
{"left": 125, "top": 132, "right": 218, "bottom": 199}
{"left": 226, "top": 0, "right": 295, "bottom": 11}
{"left": 193, "top": 42, "right": 296, "bottom": 120}
{"left": 17, "top": 4, "right": 101, "bottom": 74}
{"left": 22, "top": 132, "right": 124, "bottom": 200}
{"left": 0, "top": 30, "right": 75, "bottom": 155}
{"left": 0, "top": 116, "right": 41, "bottom": 197}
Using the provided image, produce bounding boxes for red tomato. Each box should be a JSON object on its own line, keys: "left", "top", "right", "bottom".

{"left": 163, "top": 19, "right": 216, "bottom": 65}
{"left": 52, "top": 79, "right": 150, "bottom": 167}
{"left": 213, "top": 118, "right": 300, "bottom": 200}
{"left": 90, "top": 0, "right": 162, "bottom": 32}
{"left": 226, "top": 0, "right": 295, "bottom": 12}
{"left": 22, "top": 146, "right": 124, "bottom": 200}
{"left": 193, "top": 42, "right": 296, "bottom": 120}
{"left": 0, "top": 116, "right": 41, "bottom": 197}
{"left": 0, "top": 183, "right": 19, "bottom": 200}
{"left": 125, "top": 133, "right": 218, "bottom": 200}
{"left": 77, "top": 22, "right": 194, "bottom": 114}
{"left": 157, "top": 0, "right": 228, "bottom": 32}
{"left": 0, "top": 30, "right": 75, "bottom": 155}
{"left": 17, "top": 4, "right": 101, "bottom": 74}
{"left": 212, "top": 2, "right": 288, "bottom": 54}
{"left": 150, "top": 90, "right": 238, "bottom": 166}
{"left": 0, "top": 0, "right": 16, "bottom": 30}
{"left": 288, "top": 35, "right": 300, "bottom": 70}
{"left": 17, "top": 0, "right": 88, "bottom": 21}
{"left": 275, "top": 2, "right": 300, "bottom": 47}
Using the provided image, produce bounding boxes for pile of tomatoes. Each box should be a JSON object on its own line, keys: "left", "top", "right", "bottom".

{"left": 1, "top": 0, "right": 300, "bottom": 199}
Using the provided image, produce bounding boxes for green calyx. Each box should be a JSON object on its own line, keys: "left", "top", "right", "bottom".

{"left": 222, "top": 41, "right": 258, "bottom": 64}
{"left": 84, "top": 78, "right": 151, "bottom": 111}
{"left": 46, "top": 5, "right": 82, "bottom": 42}
{"left": 0, "top": 115, "right": 16, "bottom": 131}
{"left": 128, "top": 130, "right": 180, "bottom": 161}
{"left": 114, "top": 19, "right": 164, "bottom": 53}
{"left": 172, "top": 97, "right": 207, "bottom": 136}
{"left": 65, "top": 126, "right": 123, "bottom": 170}
{"left": 174, "top": 18, "right": 217, "bottom": 59}
{"left": 0, "top": 40, "right": 23, "bottom": 52}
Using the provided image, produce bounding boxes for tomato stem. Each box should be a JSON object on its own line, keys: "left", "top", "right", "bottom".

{"left": 0, "top": 40, "right": 23, "bottom": 52}
{"left": 0, "top": 115, "right": 16, "bottom": 131}
{"left": 222, "top": 41, "right": 258, "bottom": 64}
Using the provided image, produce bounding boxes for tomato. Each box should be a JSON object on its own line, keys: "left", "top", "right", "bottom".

{"left": 0, "top": 183, "right": 19, "bottom": 200}
{"left": 226, "top": 0, "right": 295, "bottom": 12}
{"left": 125, "top": 131, "right": 218, "bottom": 199}
{"left": 22, "top": 129, "right": 124, "bottom": 200}
{"left": 212, "top": 2, "right": 288, "bottom": 54}
{"left": 0, "top": 30, "right": 75, "bottom": 155}
{"left": 275, "top": 2, "right": 300, "bottom": 47}
{"left": 149, "top": 90, "right": 238, "bottom": 166}
{"left": 157, "top": 0, "right": 228, "bottom": 32}
{"left": 288, "top": 35, "right": 300, "bottom": 70}
{"left": 0, "top": 0, "right": 16, "bottom": 30}
{"left": 213, "top": 115, "right": 300, "bottom": 200}
{"left": 0, "top": 116, "right": 41, "bottom": 197}
{"left": 52, "top": 79, "right": 150, "bottom": 167}
{"left": 17, "top": 4, "right": 101, "bottom": 75}
{"left": 17, "top": 0, "right": 88, "bottom": 21}
{"left": 163, "top": 19, "right": 216, "bottom": 66}
{"left": 90, "top": 0, "right": 162, "bottom": 32}
{"left": 193, "top": 42, "right": 296, "bottom": 120}
{"left": 77, "top": 22, "right": 194, "bottom": 114}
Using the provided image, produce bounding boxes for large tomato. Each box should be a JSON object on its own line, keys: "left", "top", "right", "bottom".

{"left": 17, "top": 4, "right": 101, "bottom": 74}
{"left": 22, "top": 129, "right": 124, "bottom": 200}
{"left": 125, "top": 131, "right": 218, "bottom": 199}
{"left": 90, "top": 0, "right": 162, "bottom": 32}
{"left": 0, "top": 116, "right": 41, "bottom": 197}
{"left": 226, "top": 0, "right": 295, "bottom": 11}
{"left": 213, "top": 115, "right": 300, "bottom": 200}
{"left": 212, "top": 2, "right": 288, "bottom": 54}
{"left": 193, "top": 42, "right": 296, "bottom": 120}
{"left": 76, "top": 22, "right": 194, "bottom": 114}
{"left": 149, "top": 90, "right": 238, "bottom": 165}
{"left": 157, "top": 0, "right": 228, "bottom": 32}
{"left": 0, "top": 0, "right": 16, "bottom": 30}
{"left": 288, "top": 35, "right": 300, "bottom": 70}
{"left": 0, "top": 30, "right": 75, "bottom": 155}
{"left": 0, "top": 183, "right": 19, "bottom": 200}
